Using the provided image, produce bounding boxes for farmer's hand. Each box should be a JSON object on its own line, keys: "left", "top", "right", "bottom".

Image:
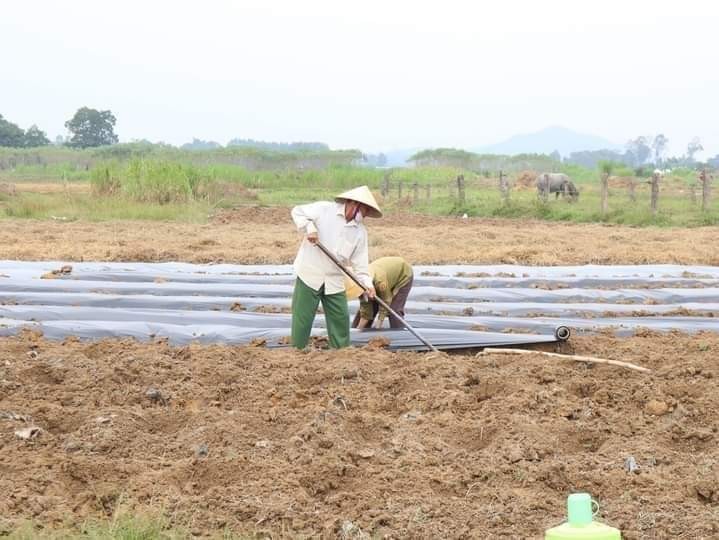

{"left": 365, "top": 286, "right": 376, "bottom": 300}
{"left": 306, "top": 232, "right": 319, "bottom": 244}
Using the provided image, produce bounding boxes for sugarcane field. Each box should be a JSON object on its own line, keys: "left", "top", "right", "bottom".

{"left": 3, "top": 2, "right": 719, "bottom": 539}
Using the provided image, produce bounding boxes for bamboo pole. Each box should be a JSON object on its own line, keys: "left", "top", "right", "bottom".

{"left": 476, "top": 348, "right": 651, "bottom": 373}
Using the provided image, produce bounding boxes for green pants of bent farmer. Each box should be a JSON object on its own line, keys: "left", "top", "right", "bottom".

{"left": 291, "top": 278, "right": 350, "bottom": 349}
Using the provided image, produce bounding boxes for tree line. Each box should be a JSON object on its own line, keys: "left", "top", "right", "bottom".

{"left": 3, "top": 109, "right": 718, "bottom": 169}
{"left": 0, "top": 115, "right": 50, "bottom": 148}
{"left": 565, "top": 135, "right": 710, "bottom": 170}
{"left": 0, "top": 107, "right": 118, "bottom": 149}
{"left": 180, "top": 138, "right": 331, "bottom": 152}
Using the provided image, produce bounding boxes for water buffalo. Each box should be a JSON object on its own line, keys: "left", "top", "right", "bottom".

{"left": 536, "top": 173, "right": 579, "bottom": 201}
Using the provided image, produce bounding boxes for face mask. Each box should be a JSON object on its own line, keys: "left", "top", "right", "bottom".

{"left": 354, "top": 209, "right": 364, "bottom": 223}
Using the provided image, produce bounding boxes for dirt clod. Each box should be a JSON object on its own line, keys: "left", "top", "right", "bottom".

{"left": 14, "top": 426, "right": 42, "bottom": 440}
{"left": 41, "top": 265, "right": 73, "bottom": 279}
{"left": 354, "top": 448, "right": 375, "bottom": 459}
{"left": 145, "top": 387, "right": 167, "bottom": 405}
{"left": 194, "top": 443, "right": 209, "bottom": 458}
{"left": 645, "top": 399, "right": 669, "bottom": 416}
{"left": 310, "top": 335, "right": 329, "bottom": 349}
{"left": 366, "top": 336, "right": 391, "bottom": 350}
{"left": 625, "top": 456, "right": 640, "bottom": 473}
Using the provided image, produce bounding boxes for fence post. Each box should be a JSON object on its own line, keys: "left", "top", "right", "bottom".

{"left": 412, "top": 182, "right": 419, "bottom": 205}
{"left": 601, "top": 173, "right": 609, "bottom": 215}
{"left": 499, "top": 170, "right": 510, "bottom": 204}
{"left": 701, "top": 169, "right": 711, "bottom": 211}
{"left": 426, "top": 183, "right": 431, "bottom": 201}
{"left": 628, "top": 179, "right": 636, "bottom": 202}
{"left": 457, "top": 174, "right": 465, "bottom": 205}
{"left": 381, "top": 173, "right": 390, "bottom": 197}
{"left": 397, "top": 180, "right": 403, "bottom": 200}
{"left": 651, "top": 172, "right": 660, "bottom": 216}
{"left": 448, "top": 179, "right": 456, "bottom": 199}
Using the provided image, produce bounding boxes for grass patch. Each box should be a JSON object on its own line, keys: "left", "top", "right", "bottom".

{"left": 0, "top": 158, "right": 716, "bottom": 226}
{"left": 7, "top": 515, "right": 186, "bottom": 540}
{"left": 5, "top": 514, "right": 258, "bottom": 540}
{"left": 0, "top": 192, "right": 210, "bottom": 221}
{"left": 383, "top": 181, "right": 719, "bottom": 227}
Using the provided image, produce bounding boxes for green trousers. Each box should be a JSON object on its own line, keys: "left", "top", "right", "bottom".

{"left": 291, "top": 278, "right": 350, "bottom": 349}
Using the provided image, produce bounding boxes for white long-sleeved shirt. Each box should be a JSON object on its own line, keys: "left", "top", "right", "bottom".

{"left": 291, "top": 201, "right": 372, "bottom": 294}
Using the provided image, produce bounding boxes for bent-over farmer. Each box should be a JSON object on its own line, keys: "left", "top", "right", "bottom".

{"left": 290, "top": 186, "right": 382, "bottom": 349}
{"left": 349, "top": 256, "right": 413, "bottom": 330}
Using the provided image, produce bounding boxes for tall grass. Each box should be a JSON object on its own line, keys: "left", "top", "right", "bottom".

{"left": 91, "top": 160, "right": 212, "bottom": 204}
{"left": 205, "top": 163, "right": 383, "bottom": 190}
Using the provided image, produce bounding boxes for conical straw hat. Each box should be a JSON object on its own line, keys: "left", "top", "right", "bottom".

{"left": 344, "top": 277, "right": 365, "bottom": 300}
{"left": 335, "top": 185, "right": 383, "bottom": 218}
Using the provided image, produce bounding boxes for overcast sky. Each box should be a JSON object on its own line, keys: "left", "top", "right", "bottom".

{"left": 2, "top": 0, "right": 718, "bottom": 156}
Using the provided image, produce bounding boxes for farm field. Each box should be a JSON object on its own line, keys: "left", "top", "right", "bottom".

{"left": 5, "top": 2, "right": 719, "bottom": 537}
{"left": 0, "top": 203, "right": 719, "bottom": 538}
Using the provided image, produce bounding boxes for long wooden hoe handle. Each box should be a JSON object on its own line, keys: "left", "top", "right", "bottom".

{"left": 314, "top": 241, "right": 439, "bottom": 353}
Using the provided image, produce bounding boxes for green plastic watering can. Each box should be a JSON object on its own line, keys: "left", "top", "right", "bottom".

{"left": 545, "top": 493, "right": 621, "bottom": 539}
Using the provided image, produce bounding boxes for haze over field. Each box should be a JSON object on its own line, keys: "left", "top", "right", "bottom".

{"left": 1, "top": 0, "right": 718, "bottom": 156}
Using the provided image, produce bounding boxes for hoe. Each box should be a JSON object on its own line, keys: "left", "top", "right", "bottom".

{"left": 315, "top": 241, "right": 439, "bottom": 352}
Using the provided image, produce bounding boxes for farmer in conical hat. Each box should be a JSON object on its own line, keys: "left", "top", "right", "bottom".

{"left": 347, "top": 256, "right": 414, "bottom": 330}
{"left": 290, "top": 186, "right": 382, "bottom": 349}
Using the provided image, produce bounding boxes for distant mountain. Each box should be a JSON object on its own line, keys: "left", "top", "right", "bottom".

{"left": 475, "top": 126, "right": 621, "bottom": 157}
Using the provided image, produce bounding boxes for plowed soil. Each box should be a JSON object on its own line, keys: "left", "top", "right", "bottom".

{"left": 0, "top": 206, "right": 717, "bottom": 265}
{"left": 2, "top": 206, "right": 719, "bottom": 537}
{"left": 2, "top": 331, "right": 719, "bottom": 538}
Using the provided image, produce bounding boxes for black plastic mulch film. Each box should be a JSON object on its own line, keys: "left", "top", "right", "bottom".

{"left": 0, "top": 261, "right": 717, "bottom": 350}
